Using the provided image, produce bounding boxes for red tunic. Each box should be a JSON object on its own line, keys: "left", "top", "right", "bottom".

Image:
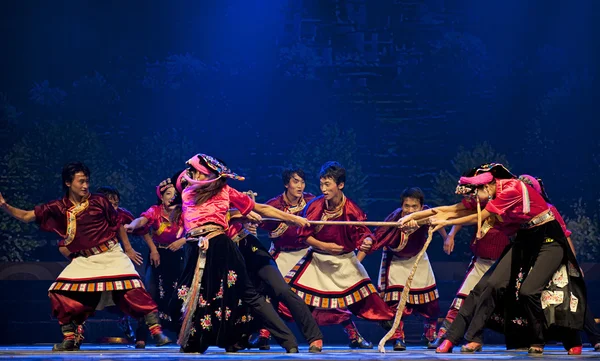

{"left": 462, "top": 196, "right": 520, "bottom": 238}
{"left": 182, "top": 184, "right": 255, "bottom": 232}
{"left": 297, "top": 195, "right": 373, "bottom": 253}
{"left": 460, "top": 199, "right": 512, "bottom": 258}
{"left": 470, "top": 228, "right": 510, "bottom": 260}
{"left": 141, "top": 205, "right": 182, "bottom": 245}
{"left": 371, "top": 206, "right": 430, "bottom": 258}
{"left": 485, "top": 179, "right": 549, "bottom": 224}
{"left": 260, "top": 192, "right": 315, "bottom": 251}
{"left": 34, "top": 194, "right": 119, "bottom": 253}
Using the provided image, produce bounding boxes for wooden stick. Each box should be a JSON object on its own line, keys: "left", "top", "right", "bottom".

{"left": 260, "top": 218, "right": 431, "bottom": 227}
{"left": 377, "top": 227, "right": 435, "bottom": 352}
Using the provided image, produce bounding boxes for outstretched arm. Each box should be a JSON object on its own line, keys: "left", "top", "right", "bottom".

{"left": 124, "top": 216, "right": 149, "bottom": 232}
{"left": 253, "top": 203, "right": 309, "bottom": 227}
{"left": 400, "top": 202, "right": 466, "bottom": 224}
{"left": 0, "top": 193, "right": 35, "bottom": 223}
{"left": 432, "top": 210, "right": 490, "bottom": 228}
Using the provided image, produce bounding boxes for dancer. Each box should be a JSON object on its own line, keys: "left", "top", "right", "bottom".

{"left": 0, "top": 162, "right": 170, "bottom": 351}
{"left": 124, "top": 174, "right": 186, "bottom": 348}
{"left": 96, "top": 185, "right": 144, "bottom": 344}
{"left": 419, "top": 164, "right": 586, "bottom": 355}
{"left": 285, "top": 161, "right": 395, "bottom": 349}
{"left": 170, "top": 154, "right": 309, "bottom": 353}
{"left": 365, "top": 187, "right": 447, "bottom": 351}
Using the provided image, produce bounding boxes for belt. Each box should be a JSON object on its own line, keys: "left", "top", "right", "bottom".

{"left": 521, "top": 209, "right": 555, "bottom": 229}
{"left": 231, "top": 228, "right": 251, "bottom": 244}
{"left": 186, "top": 225, "right": 224, "bottom": 243}
{"left": 272, "top": 245, "right": 309, "bottom": 252}
{"left": 311, "top": 248, "right": 353, "bottom": 256}
{"left": 75, "top": 238, "right": 119, "bottom": 258}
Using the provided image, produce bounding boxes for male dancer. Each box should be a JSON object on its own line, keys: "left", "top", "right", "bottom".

{"left": 248, "top": 168, "right": 364, "bottom": 349}
{"left": 0, "top": 162, "right": 170, "bottom": 351}
{"left": 365, "top": 187, "right": 447, "bottom": 351}
{"left": 285, "top": 162, "right": 394, "bottom": 348}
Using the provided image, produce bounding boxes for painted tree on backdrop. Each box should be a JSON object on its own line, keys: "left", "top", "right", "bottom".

{"left": 565, "top": 199, "right": 600, "bottom": 262}
{"left": 289, "top": 123, "right": 369, "bottom": 208}
{"left": 430, "top": 142, "right": 510, "bottom": 260}
{"left": 0, "top": 73, "right": 198, "bottom": 260}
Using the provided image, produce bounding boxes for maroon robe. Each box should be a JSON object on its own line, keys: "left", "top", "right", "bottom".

{"left": 261, "top": 192, "right": 315, "bottom": 251}
{"left": 297, "top": 195, "right": 373, "bottom": 252}
{"left": 35, "top": 194, "right": 120, "bottom": 253}
{"left": 287, "top": 194, "right": 393, "bottom": 321}
{"left": 371, "top": 206, "right": 430, "bottom": 259}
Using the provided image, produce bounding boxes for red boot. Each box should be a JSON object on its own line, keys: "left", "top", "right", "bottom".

{"left": 436, "top": 339, "right": 454, "bottom": 353}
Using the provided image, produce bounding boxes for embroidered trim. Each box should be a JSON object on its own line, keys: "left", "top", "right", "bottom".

{"left": 269, "top": 194, "right": 308, "bottom": 238}
{"left": 315, "top": 195, "right": 346, "bottom": 234}
{"left": 521, "top": 181, "right": 530, "bottom": 214}
{"left": 75, "top": 238, "right": 118, "bottom": 257}
{"left": 378, "top": 249, "right": 439, "bottom": 304}
{"left": 451, "top": 296, "right": 466, "bottom": 309}
{"left": 378, "top": 249, "right": 390, "bottom": 291}
{"left": 49, "top": 275, "right": 144, "bottom": 292}
{"left": 291, "top": 282, "right": 377, "bottom": 309}
{"left": 63, "top": 196, "right": 90, "bottom": 246}
{"left": 382, "top": 285, "right": 439, "bottom": 304}
{"left": 521, "top": 209, "right": 555, "bottom": 229}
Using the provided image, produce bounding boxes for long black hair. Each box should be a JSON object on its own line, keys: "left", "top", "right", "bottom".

{"left": 168, "top": 169, "right": 185, "bottom": 225}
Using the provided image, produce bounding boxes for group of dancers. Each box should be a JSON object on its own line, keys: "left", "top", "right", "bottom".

{"left": 0, "top": 155, "right": 597, "bottom": 354}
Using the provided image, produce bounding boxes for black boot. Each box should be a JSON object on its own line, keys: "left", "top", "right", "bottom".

{"left": 247, "top": 330, "right": 271, "bottom": 350}
{"left": 349, "top": 337, "right": 373, "bottom": 349}
{"left": 428, "top": 328, "right": 447, "bottom": 349}
{"left": 344, "top": 322, "right": 373, "bottom": 349}
{"left": 52, "top": 323, "right": 78, "bottom": 351}
{"left": 393, "top": 339, "right": 406, "bottom": 351}
{"left": 118, "top": 316, "right": 136, "bottom": 343}
{"left": 144, "top": 311, "right": 172, "bottom": 346}
{"left": 74, "top": 323, "right": 85, "bottom": 350}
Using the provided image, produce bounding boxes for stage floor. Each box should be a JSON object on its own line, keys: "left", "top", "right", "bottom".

{"left": 0, "top": 345, "right": 598, "bottom": 361}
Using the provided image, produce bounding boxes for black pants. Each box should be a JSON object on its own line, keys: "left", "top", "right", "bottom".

{"left": 465, "top": 241, "right": 564, "bottom": 346}
{"left": 238, "top": 235, "right": 323, "bottom": 344}
{"left": 136, "top": 247, "right": 184, "bottom": 341}
{"left": 229, "top": 235, "right": 298, "bottom": 350}
{"left": 445, "top": 270, "right": 492, "bottom": 344}
{"left": 240, "top": 269, "right": 298, "bottom": 349}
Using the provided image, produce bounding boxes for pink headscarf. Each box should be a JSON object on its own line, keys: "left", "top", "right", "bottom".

{"left": 187, "top": 155, "right": 212, "bottom": 176}
{"left": 176, "top": 170, "right": 186, "bottom": 193}
{"left": 459, "top": 172, "right": 494, "bottom": 186}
